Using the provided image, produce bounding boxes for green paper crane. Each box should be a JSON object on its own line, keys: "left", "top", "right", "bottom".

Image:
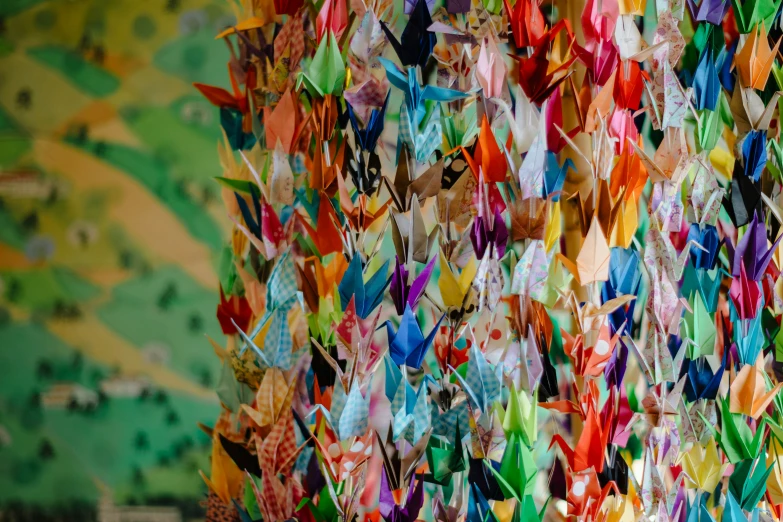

{"left": 696, "top": 108, "right": 723, "bottom": 153}
{"left": 424, "top": 424, "right": 468, "bottom": 487}
{"left": 496, "top": 379, "right": 538, "bottom": 446}
{"left": 682, "top": 292, "right": 716, "bottom": 359}
{"left": 512, "top": 494, "right": 547, "bottom": 522}
{"left": 487, "top": 432, "right": 538, "bottom": 502}
{"left": 702, "top": 396, "right": 766, "bottom": 463}
{"left": 307, "top": 295, "right": 342, "bottom": 346}
{"left": 728, "top": 455, "right": 774, "bottom": 511}
{"left": 693, "top": 22, "right": 728, "bottom": 55}
{"left": 768, "top": 136, "right": 783, "bottom": 184}
{"left": 732, "top": 0, "right": 783, "bottom": 33}
{"left": 298, "top": 32, "right": 346, "bottom": 97}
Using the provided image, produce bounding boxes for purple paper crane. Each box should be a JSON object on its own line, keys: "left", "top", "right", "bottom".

{"left": 404, "top": 0, "right": 435, "bottom": 14}
{"left": 380, "top": 471, "right": 425, "bottom": 522}
{"left": 390, "top": 256, "right": 436, "bottom": 315}
{"left": 729, "top": 211, "right": 783, "bottom": 281}
{"left": 470, "top": 206, "right": 508, "bottom": 259}
{"left": 686, "top": 0, "right": 730, "bottom": 25}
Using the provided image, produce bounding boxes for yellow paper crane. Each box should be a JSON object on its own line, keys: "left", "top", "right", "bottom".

{"left": 766, "top": 439, "right": 783, "bottom": 504}
{"left": 679, "top": 438, "right": 729, "bottom": 492}
{"left": 544, "top": 200, "right": 562, "bottom": 253}
{"left": 199, "top": 410, "right": 245, "bottom": 505}
{"left": 439, "top": 250, "right": 477, "bottom": 309}
{"left": 598, "top": 494, "right": 637, "bottom": 522}
{"left": 617, "top": 0, "right": 646, "bottom": 15}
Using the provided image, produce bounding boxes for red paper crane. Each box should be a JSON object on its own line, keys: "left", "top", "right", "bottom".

{"left": 194, "top": 65, "right": 257, "bottom": 132}
{"left": 216, "top": 287, "right": 253, "bottom": 335}
{"left": 510, "top": 20, "right": 578, "bottom": 105}
{"left": 503, "top": 0, "right": 548, "bottom": 49}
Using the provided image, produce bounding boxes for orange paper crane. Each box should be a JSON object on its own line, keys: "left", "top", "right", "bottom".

{"left": 252, "top": 412, "right": 308, "bottom": 521}
{"left": 314, "top": 255, "right": 349, "bottom": 297}
{"left": 298, "top": 196, "right": 345, "bottom": 256}
{"left": 557, "top": 179, "right": 633, "bottom": 285}
{"left": 627, "top": 128, "right": 691, "bottom": 185}
{"left": 313, "top": 424, "right": 375, "bottom": 483}
{"left": 609, "top": 138, "right": 648, "bottom": 201}
{"left": 544, "top": 294, "right": 634, "bottom": 376}
{"left": 564, "top": 294, "right": 634, "bottom": 368}
{"left": 546, "top": 381, "right": 613, "bottom": 473}
{"left": 568, "top": 74, "right": 593, "bottom": 132}
{"left": 730, "top": 354, "right": 783, "bottom": 418}
{"left": 309, "top": 135, "right": 346, "bottom": 196}
{"left": 584, "top": 70, "right": 615, "bottom": 134}
{"left": 257, "top": 412, "right": 307, "bottom": 479}
{"left": 735, "top": 22, "right": 780, "bottom": 90}
{"left": 336, "top": 169, "right": 390, "bottom": 231}
{"left": 311, "top": 95, "right": 341, "bottom": 142}
{"left": 560, "top": 316, "right": 622, "bottom": 378}
{"left": 562, "top": 217, "right": 612, "bottom": 285}
{"left": 614, "top": 60, "right": 649, "bottom": 111}
{"left": 264, "top": 88, "right": 311, "bottom": 154}
{"left": 460, "top": 116, "right": 508, "bottom": 183}
{"left": 298, "top": 255, "right": 349, "bottom": 311}
{"left": 235, "top": 262, "right": 266, "bottom": 317}
{"left": 567, "top": 469, "right": 618, "bottom": 521}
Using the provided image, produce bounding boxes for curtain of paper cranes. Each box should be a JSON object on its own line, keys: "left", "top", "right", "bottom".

{"left": 195, "top": 0, "right": 783, "bottom": 520}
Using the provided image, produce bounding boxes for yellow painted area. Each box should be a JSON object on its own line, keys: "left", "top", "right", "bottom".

{"left": 87, "top": 118, "right": 145, "bottom": 149}
{"left": 6, "top": 3, "right": 94, "bottom": 50}
{"left": 74, "top": 267, "right": 134, "bottom": 289}
{"left": 33, "top": 139, "right": 217, "bottom": 289}
{"left": 7, "top": 1, "right": 205, "bottom": 58}
{"left": 32, "top": 205, "right": 131, "bottom": 282}
{"left": 0, "top": 54, "right": 93, "bottom": 134}
{"left": 46, "top": 313, "right": 217, "bottom": 402}
{"left": 52, "top": 100, "right": 143, "bottom": 147}
{"left": 118, "top": 65, "right": 194, "bottom": 107}
{"left": 51, "top": 100, "right": 116, "bottom": 134}
{"left": 0, "top": 0, "right": 232, "bottom": 504}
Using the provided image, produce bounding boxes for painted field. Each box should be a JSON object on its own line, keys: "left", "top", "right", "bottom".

{"left": 0, "top": 0, "right": 233, "bottom": 518}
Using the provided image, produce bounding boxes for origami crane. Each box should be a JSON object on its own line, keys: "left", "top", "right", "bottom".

{"left": 193, "top": 0, "right": 783, "bottom": 520}
{"left": 386, "top": 304, "right": 444, "bottom": 369}
{"left": 337, "top": 254, "right": 390, "bottom": 319}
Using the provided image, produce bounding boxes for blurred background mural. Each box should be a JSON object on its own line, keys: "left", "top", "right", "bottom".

{"left": 0, "top": 1, "right": 236, "bottom": 520}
